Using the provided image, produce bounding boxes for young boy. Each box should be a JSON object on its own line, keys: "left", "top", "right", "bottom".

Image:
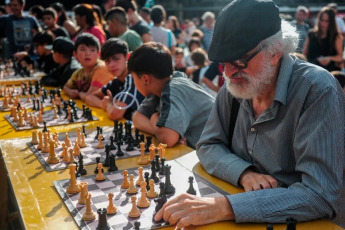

{"left": 42, "top": 7, "right": 69, "bottom": 38}
{"left": 63, "top": 33, "right": 113, "bottom": 101}
{"left": 41, "top": 37, "right": 81, "bottom": 87}
{"left": 32, "top": 31, "right": 59, "bottom": 74}
{"left": 128, "top": 42, "right": 215, "bottom": 148}
{"left": 85, "top": 38, "right": 144, "bottom": 120}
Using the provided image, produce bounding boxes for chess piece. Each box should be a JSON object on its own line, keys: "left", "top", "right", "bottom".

{"left": 53, "top": 106, "right": 59, "bottom": 119}
{"left": 144, "top": 172, "right": 150, "bottom": 191}
{"left": 126, "top": 137, "right": 134, "bottom": 151}
{"left": 97, "top": 134, "right": 104, "bottom": 149}
{"left": 128, "top": 196, "right": 141, "bottom": 218}
{"left": 79, "top": 133, "right": 87, "bottom": 148}
{"left": 42, "top": 121, "right": 48, "bottom": 133}
{"left": 94, "top": 157, "right": 103, "bottom": 174}
{"left": 121, "top": 170, "right": 129, "bottom": 189}
{"left": 149, "top": 161, "right": 159, "bottom": 183}
{"left": 61, "top": 144, "right": 69, "bottom": 162}
{"left": 286, "top": 217, "right": 297, "bottom": 230}
{"left": 82, "top": 193, "right": 96, "bottom": 221}
{"left": 77, "top": 154, "right": 87, "bottom": 176}
{"left": 159, "top": 158, "right": 165, "bottom": 175}
{"left": 53, "top": 133, "right": 60, "bottom": 147}
{"left": 266, "top": 224, "right": 273, "bottom": 230}
{"left": 76, "top": 128, "right": 82, "bottom": 146}
{"left": 96, "top": 163, "right": 106, "bottom": 181}
{"left": 2, "top": 95, "right": 9, "bottom": 109}
{"left": 12, "top": 107, "right": 19, "bottom": 122}
{"left": 94, "top": 126, "right": 100, "bottom": 140}
{"left": 41, "top": 133, "right": 50, "bottom": 153}
{"left": 64, "top": 132, "right": 71, "bottom": 147}
{"left": 96, "top": 208, "right": 110, "bottom": 230}
{"left": 29, "top": 113, "right": 34, "bottom": 126}
{"left": 116, "top": 141, "right": 124, "bottom": 157}
{"left": 136, "top": 167, "right": 144, "bottom": 186}
{"left": 37, "top": 131, "right": 43, "bottom": 150}
{"left": 78, "top": 182, "right": 88, "bottom": 204}
{"left": 68, "top": 149, "right": 75, "bottom": 164}
{"left": 109, "top": 136, "right": 116, "bottom": 150}
{"left": 149, "top": 144, "right": 156, "bottom": 162}
{"left": 73, "top": 140, "right": 80, "bottom": 156}
{"left": 155, "top": 154, "right": 160, "bottom": 171}
{"left": 164, "top": 165, "right": 175, "bottom": 195}
{"left": 158, "top": 182, "right": 166, "bottom": 198}
{"left": 153, "top": 195, "right": 167, "bottom": 222}
{"left": 127, "top": 174, "right": 138, "bottom": 194}
{"left": 31, "top": 130, "right": 38, "bottom": 144}
{"left": 33, "top": 116, "right": 39, "bottom": 128}
{"left": 147, "top": 179, "right": 158, "bottom": 198}
{"left": 186, "top": 176, "right": 197, "bottom": 195}
{"left": 107, "top": 193, "right": 117, "bottom": 214}
{"left": 145, "top": 136, "right": 152, "bottom": 153}
{"left": 137, "top": 181, "right": 150, "bottom": 208}
{"left": 137, "top": 142, "right": 149, "bottom": 165}
{"left": 82, "top": 124, "right": 87, "bottom": 137}
{"left": 108, "top": 154, "right": 118, "bottom": 172}
{"left": 23, "top": 107, "right": 28, "bottom": 121}
{"left": 134, "top": 221, "right": 141, "bottom": 230}
{"left": 37, "top": 110, "right": 43, "bottom": 123}
{"left": 66, "top": 164, "right": 80, "bottom": 194}
{"left": 103, "top": 144, "right": 110, "bottom": 167}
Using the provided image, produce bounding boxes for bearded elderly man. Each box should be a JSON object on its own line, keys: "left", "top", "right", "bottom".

{"left": 154, "top": 0, "right": 345, "bottom": 228}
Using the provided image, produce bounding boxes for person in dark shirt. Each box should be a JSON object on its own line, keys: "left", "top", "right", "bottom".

{"left": 32, "top": 31, "right": 59, "bottom": 74}
{"left": 41, "top": 37, "right": 81, "bottom": 88}
{"left": 42, "top": 7, "right": 69, "bottom": 38}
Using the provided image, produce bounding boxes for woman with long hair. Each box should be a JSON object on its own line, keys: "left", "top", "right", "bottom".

{"left": 50, "top": 2, "right": 77, "bottom": 38}
{"left": 303, "top": 7, "right": 343, "bottom": 71}
{"left": 72, "top": 4, "right": 106, "bottom": 45}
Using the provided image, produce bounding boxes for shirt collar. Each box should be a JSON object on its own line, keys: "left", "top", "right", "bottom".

{"left": 273, "top": 54, "right": 294, "bottom": 105}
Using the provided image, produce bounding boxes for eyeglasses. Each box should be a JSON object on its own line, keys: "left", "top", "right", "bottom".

{"left": 230, "top": 45, "right": 265, "bottom": 69}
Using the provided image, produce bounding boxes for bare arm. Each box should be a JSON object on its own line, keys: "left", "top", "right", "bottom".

{"left": 141, "top": 33, "right": 152, "bottom": 43}
{"left": 84, "top": 88, "right": 105, "bottom": 108}
{"left": 150, "top": 112, "right": 180, "bottom": 147}
{"left": 132, "top": 111, "right": 155, "bottom": 135}
{"left": 80, "top": 85, "right": 101, "bottom": 102}
{"left": 101, "top": 90, "right": 127, "bottom": 120}
{"left": 202, "top": 77, "right": 220, "bottom": 92}
{"left": 328, "top": 35, "right": 344, "bottom": 62}
{"left": 63, "top": 85, "right": 79, "bottom": 99}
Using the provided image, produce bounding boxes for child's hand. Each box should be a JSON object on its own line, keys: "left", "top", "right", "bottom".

{"left": 69, "top": 89, "right": 79, "bottom": 99}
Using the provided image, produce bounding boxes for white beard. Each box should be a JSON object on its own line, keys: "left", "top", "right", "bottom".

{"left": 224, "top": 59, "right": 275, "bottom": 99}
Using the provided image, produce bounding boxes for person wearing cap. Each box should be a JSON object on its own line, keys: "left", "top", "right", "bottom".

{"left": 41, "top": 37, "right": 81, "bottom": 87}
{"left": 154, "top": 0, "right": 345, "bottom": 227}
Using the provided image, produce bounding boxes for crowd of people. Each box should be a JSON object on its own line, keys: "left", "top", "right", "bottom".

{"left": 0, "top": 0, "right": 344, "bottom": 228}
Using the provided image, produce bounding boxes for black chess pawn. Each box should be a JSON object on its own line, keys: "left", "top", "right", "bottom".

{"left": 113, "top": 120, "right": 118, "bottom": 134}
{"left": 78, "top": 154, "right": 87, "bottom": 176}
{"left": 99, "top": 127, "right": 105, "bottom": 140}
{"left": 32, "top": 99, "right": 36, "bottom": 110}
{"left": 153, "top": 195, "right": 167, "bottom": 223}
{"left": 81, "top": 104, "right": 86, "bottom": 118}
{"left": 109, "top": 136, "right": 116, "bottom": 150}
{"left": 143, "top": 172, "right": 150, "bottom": 191}
{"left": 145, "top": 136, "right": 152, "bottom": 153}
{"left": 115, "top": 141, "right": 124, "bottom": 157}
{"left": 159, "top": 158, "right": 165, "bottom": 175}
{"left": 186, "top": 176, "right": 196, "bottom": 195}
{"left": 94, "top": 126, "right": 100, "bottom": 140}
{"left": 96, "top": 208, "right": 110, "bottom": 230}
{"left": 158, "top": 182, "right": 166, "bottom": 198}
{"left": 134, "top": 221, "right": 141, "bottom": 230}
{"left": 150, "top": 161, "right": 159, "bottom": 183}
{"left": 94, "top": 157, "right": 104, "bottom": 174}
{"left": 117, "top": 130, "right": 123, "bottom": 145}
{"left": 36, "top": 99, "right": 40, "bottom": 111}
{"left": 286, "top": 218, "right": 297, "bottom": 230}
{"left": 134, "top": 129, "right": 140, "bottom": 147}
{"left": 164, "top": 165, "right": 175, "bottom": 195}
{"left": 114, "top": 129, "right": 119, "bottom": 143}
{"left": 82, "top": 124, "right": 87, "bottom": 137}
{"left": 87, "top": 108, "right": 94, "bottom": 121}
{"left": 42, "top": 121, "right": 48, "bottom": 133}
{"left": 125, "top": 136, "right": 134, "bottom": 151}
{"left": 155, "top": 155, "right": 160, "bottom": 171}
{"left": 103, "top": 144, "right": 110, "bottom": 167}
{"left": 108, "top": 154, "right": 118, "bottom": 172}
{"left": 57, "top": 105, "right": 62, "bottom": 115}
{"left": 118, "top": 122, "right": 123, "bottom": 135}
{"left": 266, "top": 224, "right": 274, "bottom": 230}
{"left": 69, "top": 111, "right": 75, "bottom": 123}
{"left": 73, "top": 106, "right": 79, "bottom": 120}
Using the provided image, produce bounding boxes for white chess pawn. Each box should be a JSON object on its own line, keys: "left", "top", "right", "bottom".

{"left": 127, "top": 174, "right": 138, "bottom": 194}
{"left": 128, "top": 196, "right": 141, "bottom": 218}
{"left": 107, "top": 193, "right": 117, "bottom": 214}
{"left": 137, "top": 181, "right": 150, "bottom": 208}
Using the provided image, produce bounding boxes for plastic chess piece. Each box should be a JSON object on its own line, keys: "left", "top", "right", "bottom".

{"left": 125, "top": 136, "right": 134, "bottom": 151}
{"left": 68, "top": 149, "right": 75, "bottom": 164}
{"left": 42, "top": 121, "right": 48, "bottom": 133}
{"left": 53, "top": 106, "right": 59, "bottom": 119}
{"left": 108, "top": 154, "right": 118, "bottom": 172}
{"left": 145, "top": 136, "right": 152, "bottom": 153}
{"left": 134, "top": 221, "right": 141, "bottom": 230}
{"left": 155, "top": 154, "right": 160, "bottom": 171}
{"left": 66, "top": 164, "right": 80, "bottom": 194}
{"left": 149, "top": 144, "right": 156, "bottom": 162}
{"left": 137, "top": 181, "right": 150, "bottom": 208}
{"left": 96, "top": 208, "right": 110, "bottom": 230}
{"left": 136, "top": 167, "right": 144, "bottom": 186}
{"left": 79, "top": 133, "right": 87, "bottom": 148}
{"left": 116, "top": 141, "right": 124, "bottom": 157}
{"left": 127, "top": 174, "right": 138, "bottom": 194}
{"left": 82, "top": 193, "right": 96, "bottom": 221}
{"left": 64, "top": 132, "right": 71, "bottom": 147}
{"left": 158, "top": 182, "right": 166, "bottom": 198}
{"left": 128, "top": 196, "right": 141, "bottom": 218}
{"left": 95, "top": 163, "right": 106, "bottom": 181}
{"left": 147, "top": 179, "right": 158, "bottom": 198}
{"left": 164, "top": 165, "right": 175, "bottom": 195}
{"left": 107, "top": 193, "right": 117, "bottom": 214}
{"left": 159, "top": 158, "right": 165, "bottom": 175}
{"left": 109, "top": 136, "right": 116, "bottom": 150}
{"left": 286, "top": 218, "right": 297, "bottom": 230}
{"left": 266, "top": 224, "right": 274, "bottom": 230}
{"left": 97, "top": 134, "right": 104, "bottom": 149}
{"left": 37, "top": 131, "right": 43, "bottom": 150}
{"left": 31, "top": 130, "right": 38, "bottom": 144}
{"left": 77, "top": 182, "right": 88, "bottom": 204}
{"left": 137, "top": 142, "right": 149, "bottom": 165}
{"left": 41, "top": 133, "right": 50, "bottom": 153}
{"left": 61, "top": 144, "right": 69, "bottom": 162}
{"left": 153, "top": 195, "right": 167, "bottom": 222}
{"left": 94, "top": 126, "right": 100, "bottom": 140}
{"left": 158, "top": 143, "right": 167, "bottom": 159}
{"left": 73, "top": 140, "right": 80, "bottom": 156}
{"left": 144, "top": 172, "right": 150, "bottom": 191}
{"left": 47, "top": 139, "right": 60, "bottom": 164}
{"left": 186, "top": 176, "right": 196, "bottom": 195}
{"left": 121, "top": 170, "right": 130, "bottom": 189}
{"left": 94, "top": 157, "right": 103, "bottom": 174}
{"left": 149, "top": 161, "right": 159, "bottom": 183}
{"left": 77, "top": 154, "right": 87, "bottom": 176}
{"left": 103, "top": 144, "right": 110, "bottom": 167}
{"left": 82, "top": 124, "right": 87, "bottom": 137}
{"left": 33, "top": 116, "right": 39, "bottom": 128}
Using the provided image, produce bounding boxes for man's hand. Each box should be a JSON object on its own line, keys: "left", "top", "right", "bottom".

{"left": 68, "top": 89, "right": 79, "bottom": 99}
{"left": 101, "top": 90, "right": 113, "bottom": 110}
{"left": 154, "top": 193, "right": 234, "bottom": 228}
{"left": 239, "top": 169, "right": 278, "bottom": 191}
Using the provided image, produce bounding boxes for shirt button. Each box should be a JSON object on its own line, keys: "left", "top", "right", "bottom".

{"left": 250, "top": 128, "right": 255, "bottom": 132}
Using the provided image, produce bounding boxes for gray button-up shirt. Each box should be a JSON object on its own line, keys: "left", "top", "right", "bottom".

{"left": 196, "top": 54, "right": 345, "bottom": 223}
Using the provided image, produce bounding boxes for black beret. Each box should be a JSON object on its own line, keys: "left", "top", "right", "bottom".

{"left": 208, "top": 0, "right": 281, "bottom": 62}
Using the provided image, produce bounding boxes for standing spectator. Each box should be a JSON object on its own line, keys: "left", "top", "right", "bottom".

{"left": 167, "top": 15, "right": 185, "bottom": 48}
{"left": 50, "top": 3, "right": 77, "bottom": 38}
{"left": 116, "top": 0, "right": 152, "bottom": 43}
{"left": 303, "top": 7, "right": 343, "bottom": 72}
{"left": 105, "top": 7, "right": 142, "bottom": 52}
{"left": 199, "top": 11, "right": 215, "bottom": 51}
{"left": 139, "top": 7, "right": 152, "bottom": 27}
{"left": 328, "top": 3, "right": 345, "bottom": 37}
{"left": 42, "top": 7, "right": 69, "bottom": 39}
{"left": 290, "top": 6, "right": 309, "bottom": 53}
{"left": 0, "top": 0, "right": 41, "bottom": 56}
{"left": 72, "top": 4, "right": 106, "bottom": 45}
{"left": 92, "top": 4, "right": 111, "bottom": 40}
{"left": 29, "top": 5, "right": 44, "bottom": 28}
{"left": 174, "top": 47, "right": 186, "bottom": 73}
{"left": 100, "top": 0, "right": 116, "bottom": 15}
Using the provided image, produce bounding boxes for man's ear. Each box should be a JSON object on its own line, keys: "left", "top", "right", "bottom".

{"left": 142, "top": 74, "right": 152, "bottom": 85}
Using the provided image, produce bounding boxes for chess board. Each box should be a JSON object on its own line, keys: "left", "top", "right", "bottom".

{"left": 0, "top": 95, "right": 51, "bottom": 111}
{"left": 5, "top": 106, "right": 98, "bottom": 131}
{"left": 0, "top": 71, "right": 42, "bottom": 85}
{"left": 27, "top": 127, "right": 151, "bottom": 172}
{"left": 54, "top": 161, "right": 228, "bottom": 230}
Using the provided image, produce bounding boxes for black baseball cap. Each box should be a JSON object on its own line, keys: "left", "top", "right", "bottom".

{"left": 208, "top": 0, "right": 281, "bottom": 62}
{"left": 45, "top": 37, "right": 74, "bottom": 57}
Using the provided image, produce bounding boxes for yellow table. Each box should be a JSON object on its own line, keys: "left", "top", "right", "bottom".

{"left": 0, "top": 96, "right": 343, "bottom": 230}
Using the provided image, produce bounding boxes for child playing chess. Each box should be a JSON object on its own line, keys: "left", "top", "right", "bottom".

{"left": 84, "top": 38, "right": 144, "bottom": 120}
{"left": 63, "top": 33, "right": 113, "bottom": 101}
{"left": 128, "top": 42, "right": 215, "bottom": 148}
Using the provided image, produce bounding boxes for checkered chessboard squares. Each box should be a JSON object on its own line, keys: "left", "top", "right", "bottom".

{"left": 54, "top": 161, "right": 228, "bottom": 230}
{"left": 0, "top": 95, "right": 51, "bottom": 111}
{"left": 5, "top": 106, "right": 98, "bottom": 131}
{"left": 27, "top": 127, "right": 146, "bottom": 172}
